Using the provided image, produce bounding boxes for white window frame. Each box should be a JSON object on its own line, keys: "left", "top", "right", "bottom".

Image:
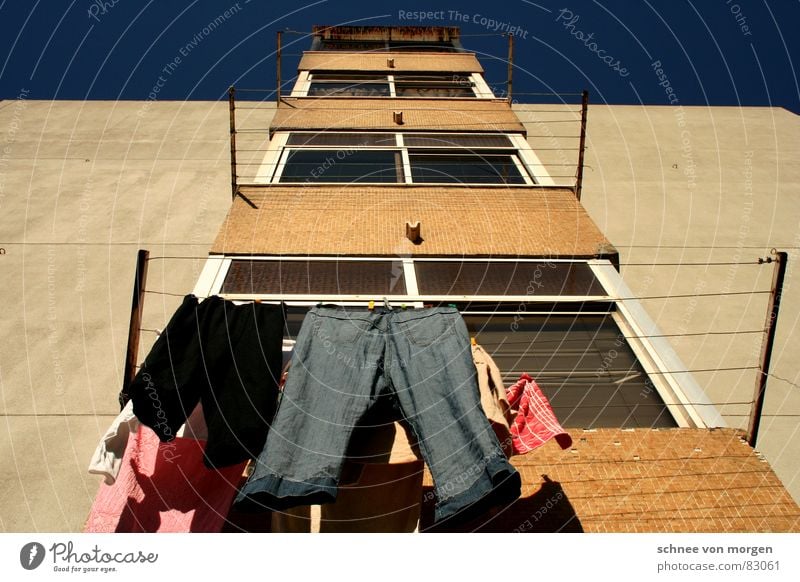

{"left": 251, "top": 132, "right": 289, "bottom": 185}
{"left": 471, "top": 73, "right": 496, "bottom": 98}
{"left": 291, "top": 71, "right": 312, "bottom": 97}
{"left": 510, "top": 133, "right": 553, "bottom": 186}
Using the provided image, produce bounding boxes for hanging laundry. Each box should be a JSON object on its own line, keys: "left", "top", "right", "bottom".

{"left": 84, "top": 427, "right": 246, "bottom": 533}
{"left": 472, "top": 342, "right": 514, "bottom": 457}
{"left": 506, "top": 373, "right": 572, "bottom": 454}
{"left": 124, "top": 295, "right": 285, "bottom": 469}
{"left": 88, "top": 401, "right": 139, "bottom": 486}
{"left": 234, "top": 306, "right": 521, "bottom": 524}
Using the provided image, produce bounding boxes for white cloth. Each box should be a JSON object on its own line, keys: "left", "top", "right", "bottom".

{"left": 88, "top": 401, "right": 139, "bottom": 485}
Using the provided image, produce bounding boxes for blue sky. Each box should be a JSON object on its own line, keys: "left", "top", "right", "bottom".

{"left": 1, "top": 0, "right": 798, "bottom": 112}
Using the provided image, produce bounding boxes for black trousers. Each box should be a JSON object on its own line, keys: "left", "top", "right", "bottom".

{"left": 124, "top": 295, "right": 285, "bottom": 468}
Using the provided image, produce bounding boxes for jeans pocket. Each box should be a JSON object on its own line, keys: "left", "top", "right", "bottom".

{"left": 330, "top": 317, "right": 371, "bottom": 344}
{"left": 397, "top": 314, "right": 454, "bottom": 347}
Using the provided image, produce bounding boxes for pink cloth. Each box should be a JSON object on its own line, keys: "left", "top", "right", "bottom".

{"left": 84, "top": 427, "right": 246, "bottom": 533}
{"left": 506, "top": 373, "right": 572, "bottom": 455}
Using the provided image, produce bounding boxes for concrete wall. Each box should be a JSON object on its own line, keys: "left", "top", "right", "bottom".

{"left": 0, "top": 100, "right": 252, "bottom": 531}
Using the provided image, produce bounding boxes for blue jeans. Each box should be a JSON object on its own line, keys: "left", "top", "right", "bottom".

{"left": 235, "top": 306, "right": 520, "bottom": 523}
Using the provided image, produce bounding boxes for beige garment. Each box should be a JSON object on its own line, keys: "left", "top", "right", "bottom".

{"left": 472, "top": 343, "right": 514, "bottom": 457}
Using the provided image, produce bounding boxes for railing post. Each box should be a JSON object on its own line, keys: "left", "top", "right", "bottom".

{"left": 229, "top": 85, "right": 237, "bottom": 199}
{"left": 506, "top": 34, "right": 513, "bottom": 102}
{"left": 120, "top": 249, "right": 149, "bottom": 409}
{"left": 277, "top": 30, "right": 283, "bottom": 107}
{"left": 748, "top": 250, "right": 788, "bottom": 447}
{"left": 575, "top": 89, "right": 589, "bottom": 200}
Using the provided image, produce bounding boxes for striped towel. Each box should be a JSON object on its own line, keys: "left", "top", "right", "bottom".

{"left": 506, "top": 373, "right": 572, "bottom": 454}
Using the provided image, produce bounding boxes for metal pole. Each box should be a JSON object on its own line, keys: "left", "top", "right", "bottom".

{"left": 228, "top": 85, "right": 237, "bottom": 199}
{"left": 507, "top": 34, "right": 513, "bottom": 102}
{"left": 120, "top": 249, "right": 149, "bottom": 409}
{"left": 277, "top": 30, "right": 283, "bottom": 107}
{"left": 575, "top": 89, "right": 589, "bottom": 200}
{"left": 748, "top": 250, "right": 788, "bottom": 447}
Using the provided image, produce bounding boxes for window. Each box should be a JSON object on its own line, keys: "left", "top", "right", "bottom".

{"left": 273, "top": 132, "right": 533, "bottom": 185}
{"left": 222, "top": 259, "right": 407, "bottom": 295}
{"left": 317, "top": 40, "right": 389, "bottom": 51}
{"left": 409, "top": 152, "right": 525, "bottom": 184}
{"left": 307, "top": 74, "right": 390, "bottom": 97}
{"left": 393, "top": 74, "right": 474, "bottom": 98}
{"left": 220, "top": 258, "right": 604, "bottom": 299}
{"left": 386, "top": 41, "right": 459, "bottom": 52}
{"left": 402, "top": 134, "right": 513, "bottom": 148}
{"left": 414, "top": 261, "right": 605, "bottom": 296}
{"left": 286, "top": 133, "right": 396, "bottom": 147}
{"left": 462, "top": 313, "right": 677, "bottom": 429}
{"left": 278, "top": 150, "right": 403, "bottom": 183}
{"left": 303, "top": 73, "right": 481, "bottom": 98}
{"left": 317, "top": 39, "right": 459, "bottom": 52}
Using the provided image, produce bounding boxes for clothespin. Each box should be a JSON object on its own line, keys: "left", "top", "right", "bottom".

{"left": 447, "top": 303, "right": 456, "bottom": 308}
{"left": 401, "top": 303, "right": 407, "bottom": 310}
{"left": 254, "top": 298, "right": 262, "bottom": 304}
{"left": 470, "top": 337, "right": 477, "bottom": 346}
{"left": 368, "top": 300, "right": 375, "bottom": 311}
{"left": 384, "top": 297, "right": 392, "bottom": 310}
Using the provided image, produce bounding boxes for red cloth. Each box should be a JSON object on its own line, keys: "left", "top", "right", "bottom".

{"left": 506, "top": 373, "right": 572, "bottom": 455}
{"left": 84, "top": 427, "right": 246, "bottom": 533}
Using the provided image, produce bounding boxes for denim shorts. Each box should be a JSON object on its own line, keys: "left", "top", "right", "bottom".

{"left": 234, "top": 306, "right": 520, "bottom": 523}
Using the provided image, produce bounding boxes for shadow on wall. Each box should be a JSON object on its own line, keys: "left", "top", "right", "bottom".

{"left": 420, "top": 474, "right": 584, "bottom": 533}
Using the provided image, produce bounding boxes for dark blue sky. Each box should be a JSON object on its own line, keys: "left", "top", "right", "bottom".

{"left": 1, "top": 0, "right": 798, "bottom": 112}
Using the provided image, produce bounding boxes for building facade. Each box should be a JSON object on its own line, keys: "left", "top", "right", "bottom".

{"left": 192, "top": 25, "right": 799, "bottom": 531}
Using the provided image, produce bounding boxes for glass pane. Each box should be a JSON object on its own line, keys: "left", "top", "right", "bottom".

{"left": 395, "top": 84, "right": 474, "bottom": 98}
{"left": 308, "top": 82, "right": 390, "bottom": 97}
{"left": 286, "top": 133, "right": 396, "bottom": 147}
{"left": 394, "top": 75, "right": 474, "bottom": 98}
{"left": 222, "top": 260, "right": 407, "bottom": 295}
{"left": 393, "top": 74, "right": 471, "bottom": 82}
{"left": 310, "top": 74, "right": 389, "bottom": 81}
{"left": 387, "top": 42, "right": 458, "bottom": 52}
{"left": 462, "top": 314, "right": 677, "bottom": 429}
{"left": 319, "top": 40, "right": 388, "bottom": 51}
{"left": 409, "top": 152, "right": 526, "bottom": 184}
{"left": 279, "top": 150, "right": 402, "bottom": 183}
{"left": 414, "top": 261, "right": 605, "bottom": 296}
{"left": 403, "top": 134, "right": 513, "bottom": 148}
